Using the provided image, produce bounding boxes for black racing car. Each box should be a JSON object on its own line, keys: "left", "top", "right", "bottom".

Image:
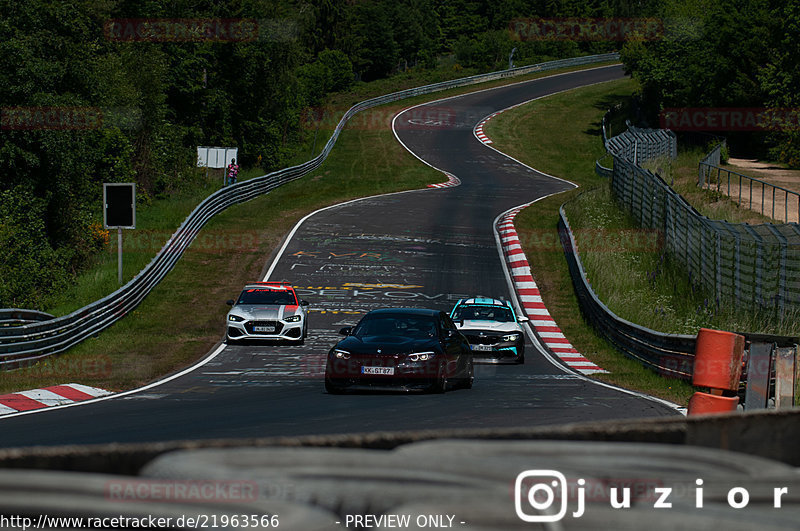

{"left": 324, "top": 308, "right": 474, "bottom": 393}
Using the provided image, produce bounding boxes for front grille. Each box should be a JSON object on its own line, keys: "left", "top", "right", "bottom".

{"left": 463, "top": 333, "right": 501, "bottom": 345}
{"left": 245, "top": 320, "right": 283, "bottom": 335}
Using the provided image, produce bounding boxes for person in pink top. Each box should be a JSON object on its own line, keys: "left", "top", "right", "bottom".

{"left": 226, "top": 158, "right": 239, "bottom": 186}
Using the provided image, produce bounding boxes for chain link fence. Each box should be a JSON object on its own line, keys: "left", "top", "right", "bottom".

{"left": 607, "top": 126, "right": 800, "bottom": 313}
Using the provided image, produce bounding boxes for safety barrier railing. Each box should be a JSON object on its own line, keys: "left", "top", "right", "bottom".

{"left": 611, "top": 155, "right": 800, "bottom": 313}
{"left": 0, "top": 310, "right": 54, "bottom": 328}
{"left": 605, "top": 121, "right": 677, "bottom": 165}
{"left": 572, "top": 105, "right": 800, "bottom": 411}
{"left": 0, "top": 53, "right": 620, "bottom": 369}
{"left": 699, "top": 162, "right": 800, "bottom": 224}
{"left": 560, "top": 201, "right": 800, "bottom": 412}
{"left": 558, "top": 205, "right": 697, "bottom": 379}
{"left": 596, "top": 108, "right": 677, "bottom": 178}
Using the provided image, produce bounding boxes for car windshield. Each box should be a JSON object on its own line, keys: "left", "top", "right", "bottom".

{"left": 353, "top": 315, "right": 438, "bottom": 339}
{"left": 237, "top": 288, "right": 297, "bottom": 305}
{"left": 452, "top": 305, "right": 514, "bottom": 322}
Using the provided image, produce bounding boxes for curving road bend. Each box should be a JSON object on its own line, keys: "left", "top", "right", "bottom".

{"left": 0, "top": 65, "right": 679, "bottom": 448}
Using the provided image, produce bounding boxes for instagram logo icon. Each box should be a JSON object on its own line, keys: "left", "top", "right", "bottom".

{"left": 515, "top": 470, "right": 571, "bottom": 522}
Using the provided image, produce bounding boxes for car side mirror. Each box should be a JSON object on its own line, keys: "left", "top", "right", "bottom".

{"left": 300, "top": 300, "right": 310, "bottom": 306}
{"left": 339, "top": 326, "right": 352, "bottom": 336}
{"left": 226, "top": 299, "right": 235, "bottom": 306}
{"left": 518, "top": 315, "right": 529, "bottom": 322}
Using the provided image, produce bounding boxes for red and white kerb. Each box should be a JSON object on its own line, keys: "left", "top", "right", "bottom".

{"left": 497, "top": 208, "right": 607, "bottom": 375}
{"left": 0, "top": 383, "right": 111, "bottom": 416}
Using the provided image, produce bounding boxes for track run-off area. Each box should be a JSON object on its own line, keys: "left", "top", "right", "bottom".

{"left": 0, "top": 65, "right": 680, "bottom": 448}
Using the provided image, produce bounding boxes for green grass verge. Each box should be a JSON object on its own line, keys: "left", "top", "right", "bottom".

{"left": 565, "top": 183, "right": 800, "bottom": 337}
{"left": 484, "top": 77, "right": 695, "bottom": 405}
{"left": 2, "top": 111, "right": 440, "bottom": 394}
{"left": 1, "top": 61, "right": 619, "bottom": 395}
{"left": 44, "top": 60, "right": 620, "bottom": 318}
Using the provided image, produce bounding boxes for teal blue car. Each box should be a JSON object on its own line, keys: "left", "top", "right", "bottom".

{"left": 450, "top": 297, "right": 527, "bottom": 364}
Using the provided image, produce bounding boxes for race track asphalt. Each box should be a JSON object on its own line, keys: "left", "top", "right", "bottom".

{"left": 0, "top": 65, "right": 679, "bottom": 448}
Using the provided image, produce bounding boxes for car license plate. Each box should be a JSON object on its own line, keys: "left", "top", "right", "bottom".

{"left": 471, "top": 344, "right": 493, "bottom": 352}
{"left": 362, "top": 367, "right": 394, "bottom": 375}
{"left": 254, "top": 326, "right": 275, "bottom": 333}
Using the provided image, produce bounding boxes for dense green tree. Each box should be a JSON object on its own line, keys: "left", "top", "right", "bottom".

{"left": 619, "top": 0, "right": 800, "bottom": 164}
{"left": 6, "top": 0, "right": 795, "bottom": 309}
{"left": 759, "top": 0, "right": 800, "bottom": 166}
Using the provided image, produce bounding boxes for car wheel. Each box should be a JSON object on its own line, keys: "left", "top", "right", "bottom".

{"left": 462, "top": 360, "right": 474, "bottom": 389}
{"left": 432, "top": 363, "right": 448, "bottom": 393}
{"left": 325, "top": 378, "right": 343, "bottom": 394}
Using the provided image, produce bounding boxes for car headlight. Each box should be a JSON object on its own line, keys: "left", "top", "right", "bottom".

{"left": 502, "top": 333, "right": 521, "bottom": 342}
{"left": 333, "top": 349, "right": 350, "bottom": 359}
{"left": 408, "top": 351, "right": 435, "bottom": 362}
{"left": 285, "top": 315, "right": 301, "bottom": 322}
{"left": 228, "top": 314, "right": 245, "bottom": 322}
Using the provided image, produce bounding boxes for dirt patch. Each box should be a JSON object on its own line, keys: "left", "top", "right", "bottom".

{"left": 703, "top": 158, "right": 800, "bottom": 223}
{"left": 727, "top": 158, "right": 800, "bottom": 191}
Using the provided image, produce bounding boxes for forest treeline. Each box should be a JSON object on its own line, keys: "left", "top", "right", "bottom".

{"left": 1, "top": 0, "right": 796, "bottom": 309}
{"left": 621, "top": 0, "right": 799, "bottom": 164}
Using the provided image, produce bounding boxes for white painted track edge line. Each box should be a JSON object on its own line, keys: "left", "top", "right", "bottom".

{"left": 0, "top": 155, "right": 458, "bottom": 422}
{"left": 475, "top": 74, "right": 686, "bottom": 413}
{"left": 0, "top": 342, "right": 229, "bottom": 421}
{"left": 472, "top": 78, "right": 622, "bottom": 188}
{"left": 400, "top": 64, "right": 621, "bottom": 114}
{"left": 391, "top": 107, "right": 463, "bottom": 186}
{"left": 263, "top": 185, "right": 449, "bottom": 282}
{"left": 0, "top": 64, "right": 635, "bottom": 422}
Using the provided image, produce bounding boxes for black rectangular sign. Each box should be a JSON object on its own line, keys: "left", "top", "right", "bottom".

{"left": 103, "top": 183, "right": 136, "bottom": 229}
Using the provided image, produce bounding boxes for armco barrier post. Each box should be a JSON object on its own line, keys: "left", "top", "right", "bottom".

{"left": 688, "top": 328, "right": 745, "bottom": 415}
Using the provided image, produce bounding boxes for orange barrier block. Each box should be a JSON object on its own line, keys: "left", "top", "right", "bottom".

{"left": 688, "top": 391, "right": 739, "bottom": 416}
{"left": 692, "top": 328, "right": 745, "bottom": 391}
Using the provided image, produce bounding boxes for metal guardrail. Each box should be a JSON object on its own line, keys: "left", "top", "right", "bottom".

{"left": 598, "top": 119, "right": 800, "bottom": 312}
{"left": 700, "top": 140, "right": 724, "bottom": 168}
{"left": 0, "top": 310, "right": 55, "bottom": 328}
{"left": 605, "top": 121, "right": 677, "bottom": 165}
{"left": 595, "top": 153, "right": 613, "bottom": 178}
{"left": 596, "top": 107, "right": 676, "bottom": 178}
{"left": 0, "top": 53, "right": 621, "bottom": 370}
{"left": 562, "top": 199, "right": 800, "bottom": 396}
{"left": 558, "top": 205, "right": 697, "bottom": 379}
